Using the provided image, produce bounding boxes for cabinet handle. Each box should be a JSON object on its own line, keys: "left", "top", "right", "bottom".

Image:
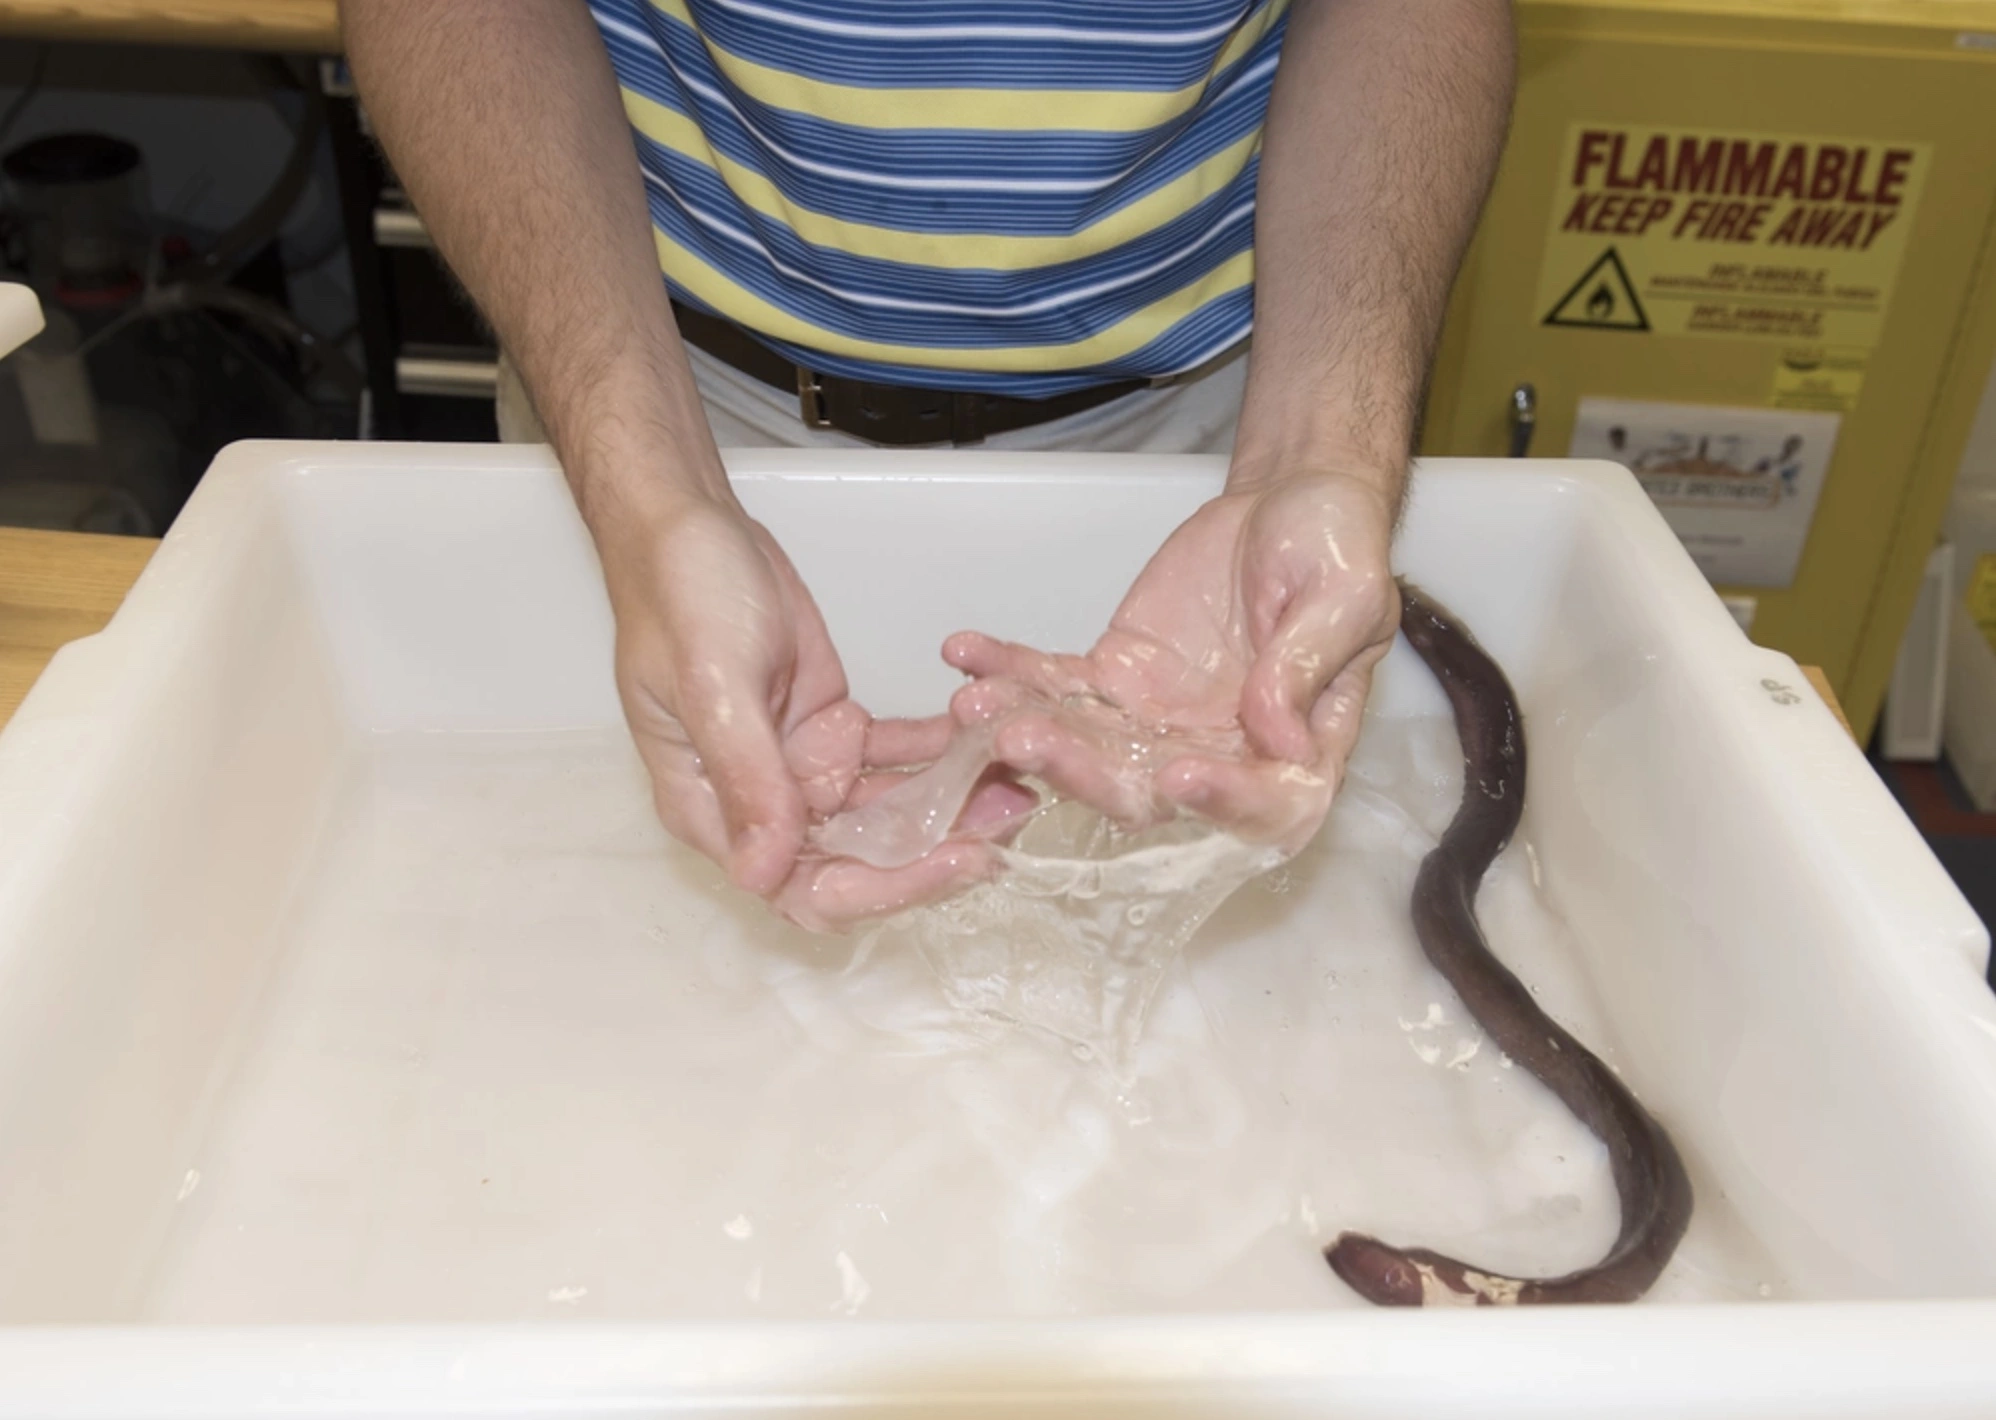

{"left": 1507, "top": 382, "right": 1537, "bottom": 458}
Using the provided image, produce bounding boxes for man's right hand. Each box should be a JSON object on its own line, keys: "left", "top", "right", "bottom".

{"left": 594, "top": 490, "right": 827, "bottom": 894}
{"left": 593, "top": 484, "right": 999, "bottom": 930}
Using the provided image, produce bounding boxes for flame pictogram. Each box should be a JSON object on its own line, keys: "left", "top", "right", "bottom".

{"left": 1544, "top": 248, "right": 1650, "bottom": 332}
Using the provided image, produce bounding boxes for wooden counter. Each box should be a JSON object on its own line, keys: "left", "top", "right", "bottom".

{"left": 0, "top": 0, "right": 338, "bottom": 52}
{"left": 0, "top": 527, "right": 157, "bottom": 728}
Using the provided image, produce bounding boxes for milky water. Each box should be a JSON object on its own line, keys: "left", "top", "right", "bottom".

{"left": 138, "top": 715, "right": 1787, "bottom": 1322}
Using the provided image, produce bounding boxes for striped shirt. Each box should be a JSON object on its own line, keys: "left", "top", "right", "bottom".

{"left": 587, "top": 0, "right": 1288, "bottom": 395}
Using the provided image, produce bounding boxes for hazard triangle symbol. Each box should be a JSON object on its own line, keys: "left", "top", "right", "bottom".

{"left": 1542, "top": 247, "right": 1650, "bottom": 332}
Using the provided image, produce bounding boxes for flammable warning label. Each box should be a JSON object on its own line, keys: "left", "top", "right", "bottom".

{"left": 1535, "top": 124, "right": 1930, "bottom": 348}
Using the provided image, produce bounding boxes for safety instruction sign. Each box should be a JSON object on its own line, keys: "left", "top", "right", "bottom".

{"left": 1769, "top": 346, "right": 1868, "bottom": 412}
{"left": 1568, "top": 397, "right": 1841, "bottom": 588}
{"left": 1535, "top": 125, "right": 1931, "bottom": 350}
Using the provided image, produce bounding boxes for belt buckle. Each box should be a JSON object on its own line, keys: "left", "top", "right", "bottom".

{"left": 796, "top": 367, "right": 832, "bottom": 430}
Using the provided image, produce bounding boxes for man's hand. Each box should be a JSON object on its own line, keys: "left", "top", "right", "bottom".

{"left": 595, "top": 492, "right": 840, "bottom": 894}
{"left": 596, "top": 488, "right": 999, "bottom": 928}
{"left": 943, "top": 469, "right": 1399, "bottom": 852}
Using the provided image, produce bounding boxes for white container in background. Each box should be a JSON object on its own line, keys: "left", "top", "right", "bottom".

{"left": 12, "top": 303, "right": 100, "bottom": 448}
{"left": 1883, "top": 542, "right": 1955, "bottom": 761}
{"left": 0, "top": 282, "right": 44, "bottom": 359}
{"left": 0, "top": 444, "right": 1990, "bottom": 1418}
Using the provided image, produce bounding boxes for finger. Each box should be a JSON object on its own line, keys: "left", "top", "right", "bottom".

{"left": 950, "top": 674, "right": 1037, "bottom": 727}
{"left": 785, "top": 699, "right": 870, "bottom": 818}
{"left": 991, "top": 711, "right": 1156, "bottom": 827}
{"left": 676, "top": 660, "right": 808, "bottom": 897}
{"left": 942, "top": 632, "right": 1093, "bottom": 699}
{"left": 956, "top": 773, "right": 1040, "bottom": 836}
{"left": 1240, "top": 581, "right": 1399, "bottom": 763}
{"left": 1156, "top": 752, "right": 1333, "bottom": 851}
{"left": 774, "top": 840, "right": 996, "bottom": 934}
{"left": 864, "top": 713, "right": 954, "bottom": 768}
{"left": 652, "top": 777, "right": 734, "bottom": 865}
{"left": 1308, "top": 650, "right": 1388, "bottom": 784}
{"left": 630, "top": 732, "right": 735, "bottom": 867}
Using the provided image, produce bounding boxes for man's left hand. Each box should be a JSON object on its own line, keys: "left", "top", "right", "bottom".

{"left": 942, "top": 468, "right": 1401, "bottom": 852}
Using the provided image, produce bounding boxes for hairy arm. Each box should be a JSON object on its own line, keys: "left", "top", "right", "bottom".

{"left": 341, "top": 0, "right": 721, "bottom": 513}
{"left": 342, "top": 1, "right": 879, "bottom": 905}
{"left": 957, "top": 1, "right": 1519, "bottom": 841}
{"left": 1233, "top": 0, "right": 1515, "bottom": 500}
{"left": 1213, "top": 0, "right": 1515, "bottom": 782}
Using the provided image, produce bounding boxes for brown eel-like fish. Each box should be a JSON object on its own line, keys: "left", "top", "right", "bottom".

{"left": 1323, "top": 581, "right": 1695, "bottom": 1306}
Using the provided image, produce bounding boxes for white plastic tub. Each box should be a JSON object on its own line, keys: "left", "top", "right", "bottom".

{"left": 0, "top": 443, "right": 1992, "bottom": 1417}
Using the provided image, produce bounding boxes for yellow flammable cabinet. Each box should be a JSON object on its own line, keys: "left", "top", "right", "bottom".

{"left": 1420, "top": 0, "right": 1996, "bottom": 740}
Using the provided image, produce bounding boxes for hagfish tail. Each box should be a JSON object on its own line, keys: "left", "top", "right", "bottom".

{"left": 1324, "top": 582, "right": 1694, "bottom": 1306}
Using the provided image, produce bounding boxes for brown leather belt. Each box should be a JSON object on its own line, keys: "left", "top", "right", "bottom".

{"left": 670, "top": 300, "right": 1146, "bottom": 447}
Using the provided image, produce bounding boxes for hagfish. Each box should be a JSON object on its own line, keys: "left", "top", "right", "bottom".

{"left": 1324, "top": 582, "right": 1694, "bottom": 1306}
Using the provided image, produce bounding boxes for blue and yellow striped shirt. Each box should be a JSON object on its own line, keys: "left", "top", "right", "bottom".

{"left": 587, "top": 0, "right": 1288, "bottom": 395}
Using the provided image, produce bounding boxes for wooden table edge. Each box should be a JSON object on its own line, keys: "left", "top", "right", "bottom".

{"left": 0, "top": 1, "right": 340, "bottom": 52}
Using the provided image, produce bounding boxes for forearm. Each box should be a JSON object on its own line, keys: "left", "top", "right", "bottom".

{"left": 341, "top": 0, "right": 728, "bottom": 527}
{"left": 1232, "top": 0, "right": 1515, "bottom": 501}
